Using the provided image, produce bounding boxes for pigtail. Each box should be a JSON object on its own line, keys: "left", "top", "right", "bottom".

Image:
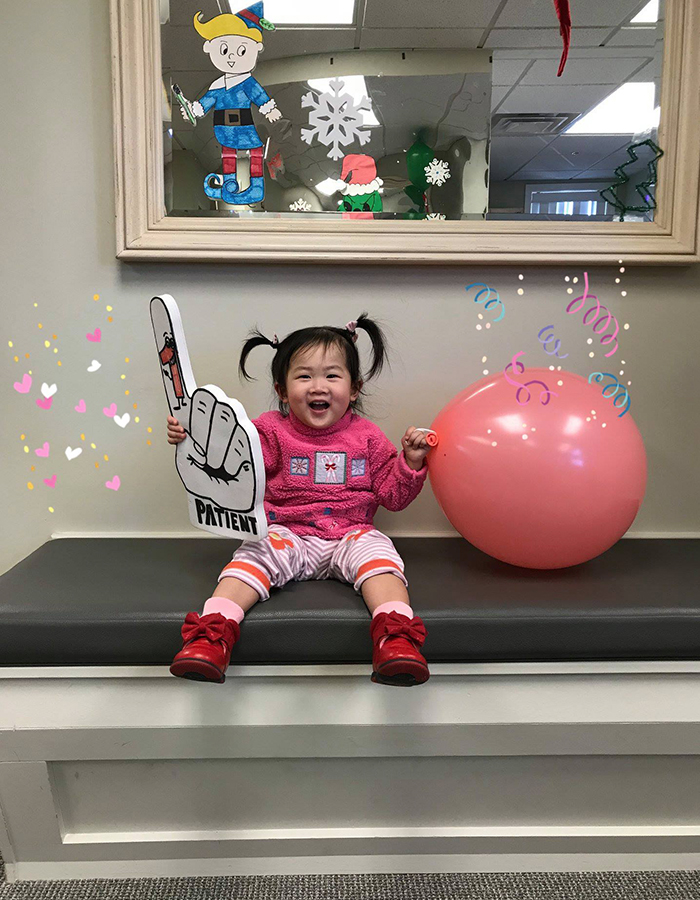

{"left": 353, "top": 312, "right": 389, "bottom": 381}
{"left": 239, "top": 328, "right": 278, "bottom": 381}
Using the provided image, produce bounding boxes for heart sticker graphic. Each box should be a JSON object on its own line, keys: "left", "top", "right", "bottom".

{"left": 75, "top": 399, "right": 87, "bottom": 413}
{"left": 43, "top": 475, "right": 57, "bottom": 488}
{"left": 41, "top": 383, "right": 57, "bottom": 398}
{"left": 13, "top": 374, "right": 32, "bottom": 393}
{"left": 105, "top": 476, "right": 121, "bottom": 491}
{"left": 65, "top": 446, "right": 82, "bottom": 461}
{"left": 114, "top": 413, "right": 131, "bottom": 428}
{"left": 35, "top": 442, "right": 50, "bottom": 457}
{"left": 103, "top": 403, "right": 117, "bottom": 418}
{"left": 36, "top": 397, "right": 53, "bottom": 410}
{"left": 87, "top": 328, "right": 102, "bottom": 343}
{"left": 87, "top": 360, "right": 101, "bottom": 372}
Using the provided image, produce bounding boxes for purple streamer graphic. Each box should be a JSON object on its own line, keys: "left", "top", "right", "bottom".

{"left": 566, "top": 272, "right": 620, "bottom": 357}
{"left": 537, "top": 325, "right": 569, "bottom": 358}
{"left": 504, "top": 351, "right": 558, "bottom": 406}
{"left": 588, "top": 372, "right": 631, "bottom": 417}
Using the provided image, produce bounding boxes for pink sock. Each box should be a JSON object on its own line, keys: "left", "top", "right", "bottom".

{"left": 372, "top": 600, "right": 413, "bottom": 648}
{"left": 202, "top": 596, "right": 246, "bottom": 625}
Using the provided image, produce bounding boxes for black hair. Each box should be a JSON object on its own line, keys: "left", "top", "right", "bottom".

{"left": 239, "top": 313, "right": 388, "bottom": 413}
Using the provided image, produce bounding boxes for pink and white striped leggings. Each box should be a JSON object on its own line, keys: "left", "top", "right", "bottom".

{"left": 218, "top": 525, "right": 407, "bottom": 601}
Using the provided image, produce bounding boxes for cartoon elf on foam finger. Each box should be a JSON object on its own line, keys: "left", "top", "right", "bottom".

{"left": 177, "top": 3, "right": 281, "bottom": 206}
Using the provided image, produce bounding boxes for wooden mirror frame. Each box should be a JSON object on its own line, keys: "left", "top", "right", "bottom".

{"left": 110, "top": 0, "right": 700, "bottom": 264}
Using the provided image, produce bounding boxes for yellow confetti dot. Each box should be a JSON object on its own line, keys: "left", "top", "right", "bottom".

{"left": 477, "top": 313, "right": 484, "bottom": 320}
{"left": 28, "top": 369, "right": 32, "bottom": 374}
{"left": 80, "top": 433, "right": 85, "bottom": 441}
{"left": 23, "top": 446, "right": 29, "bottom": 453}
{"left": 147, "top": 426, "right": 153, "bottom": 433}
{"left": 120, "top": 374, "right": 126, "bottom": 380}
{"left": 14, "top": 356, "right": 18, "bottom": 362}
{"left": 20, "top": 434, "right": 25, "bottom": 440}
{"left": 38, "top": 323, "right": 43, "bottom": 329}
{"left": 125, "top": 390, "right": 130, "bottom": 396}
{"left": 57, "top": 361, "right": 62, "bottom": 366}
{"left": 27, "top": 482, "right": 34, "bottom": 490}
{"left": 586, "top": 417, "right": 591, "bottom": 422}
{"left": 589, "top": 352, "right": 595, "bottom": 358}
{"left": 624, "top": 323, "right": 630, "bottom": 330}
{"left": 135, "top": 416, "right": 140, "bottom": 423}
{"left": 108, "top": 316, "right": 113, "bottom": 323}
{"left": 133, "top": 403, "right": 138, "bottom": 409}
{"left": 33, "top": 302, "right": 38, "bottom": 307}
{"left": 106, "top": 305, "right": 113, "bottom": 312}
{"left": 53, "top": 348, "right": 58, "bottom": 353}
{"left": 481, "top": 356, "right": 487, "bottom": 363}
{"left": 94, "top": 294, "right": 100, "bottom": 301}
{"left": 25, "top": 353, "right": 30, "bottom": 359}
{"left": 517, "top": 288, "right": 524, "bottom": 295}
{"left": 95, "top": 462, "right": 99, "bottom": 469}
{"left": 104, "top": 454, "right": 109, "bottom": 462}
{"left": 8, "top": 340, "right": 13, "bottom": 348}
{"left": 48, "top": 507, "right": 54, "bottom": 513}
{"left": 125, "top": 357, "right": 130, "bottom": 363}
{"left": 30, "top": 465, "right": 35, "bottom": 472}
{"left": 90, "top": 443, "right": 96, "bottom": 449}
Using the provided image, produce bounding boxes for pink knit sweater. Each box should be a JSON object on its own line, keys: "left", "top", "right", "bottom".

{"left": 253, "top": 408, "right": 427, "bottom": 538}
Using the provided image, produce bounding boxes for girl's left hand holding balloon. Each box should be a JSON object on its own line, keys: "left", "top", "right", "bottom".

{"left": 401, "top": 426, "right": 432, "bottom": 470}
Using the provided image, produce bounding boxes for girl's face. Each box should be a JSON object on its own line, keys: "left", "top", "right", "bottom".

{"left": 277, "top": 342, "right": 360, "bottom": 430}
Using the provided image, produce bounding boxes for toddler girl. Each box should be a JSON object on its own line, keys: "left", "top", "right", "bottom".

{"left": 166, "top": 315, "right": 432, "bottom": 686}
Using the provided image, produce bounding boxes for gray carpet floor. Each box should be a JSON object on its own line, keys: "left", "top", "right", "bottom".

{"left": 3, "top": 866, "right": 700, "bottom": 899}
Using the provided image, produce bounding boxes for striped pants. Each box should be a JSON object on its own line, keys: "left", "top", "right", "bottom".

{"left": 218, "top": 525, "right": 407, "bottom": 601}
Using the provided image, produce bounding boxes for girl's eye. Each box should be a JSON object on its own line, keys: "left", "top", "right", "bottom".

{"left": 220, "top": 43, "right": 228, "bottom": 55}
{"left": 237, "top": 45, "right": 247, "bottom": 57}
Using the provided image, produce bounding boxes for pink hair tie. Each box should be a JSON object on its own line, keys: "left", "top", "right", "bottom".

{"left": 271, "top": 334, "right": 279, "bottom": 347}
{"left": 345, "top": 320, "right": 358, "bottom": 343}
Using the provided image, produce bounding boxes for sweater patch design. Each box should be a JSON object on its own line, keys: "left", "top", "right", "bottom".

{"left": 290, "top": 456, "right": 310, "bottom": 476}
{"left": 314, "top": 451, "right": 347, "bottom": 484}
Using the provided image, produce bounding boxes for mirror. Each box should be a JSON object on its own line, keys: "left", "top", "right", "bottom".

{"left": 160, "top": 0, "right": 664, "bottom": 223}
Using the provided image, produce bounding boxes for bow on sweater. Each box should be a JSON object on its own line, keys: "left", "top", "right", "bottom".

{"left": 181, "top": 611, "right": 238, "bottom": 645}
{"left": 371, "top": 611, "right": 427, "bottom": 647}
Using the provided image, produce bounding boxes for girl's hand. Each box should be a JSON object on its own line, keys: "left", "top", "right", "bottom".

{"left": 166, "top": 415, "right": 186, "bottom": 444}
{"left": 401, "top": 426, "right": 430, "bottom": 471}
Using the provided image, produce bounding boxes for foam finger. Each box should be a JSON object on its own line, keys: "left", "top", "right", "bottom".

{"left": 205, "top": 399, "right": 239, "bottom": 470}
{"left": 189, "top": 387, "right": 216, "bottom": 454}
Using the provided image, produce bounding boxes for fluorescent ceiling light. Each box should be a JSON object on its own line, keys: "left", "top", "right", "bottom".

{"left": 316, "top": 177, "right": 343, "bottom": 196}
{"left": 307, "top": 76, "right": 380, "bottom": 126}
{"left": 566, "top": 82, "right": 659, "bottom": 134}
{"left": 630, "top": 0, "right": 659, "bottom": 22}
{"left": 242, "top": 0, "right": 355, "bottom": 25}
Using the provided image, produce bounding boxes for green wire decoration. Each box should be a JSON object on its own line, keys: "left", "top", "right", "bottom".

{"left": 599, "top": 139, "right": 664, "bottom": 222}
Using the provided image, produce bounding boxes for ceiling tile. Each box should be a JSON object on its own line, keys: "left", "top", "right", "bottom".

{"left": 485, "top": 28, "right": 610, "bottom": 49}
{"left": 364, "top": 0, "right": 504, "bottom": 28}
{"left": 520, "top": 56, "right": 649, "bottom": 86}
{"left": 498, "top": 83, "right": 615, "bottom": 115}
{"left": 606, "top": 26, "right": 660, "bottom": 47}
{"left": 494, "top": 0, "right": 645, "bottom": 28}
{"left": 359, "top": 28, "right": 482, "bottom": 50}
{"left": 489, "top": 135, "right": 553, "bottom": 180}
{"left": 492, "top": 57, "right": 532, "bottom": 85}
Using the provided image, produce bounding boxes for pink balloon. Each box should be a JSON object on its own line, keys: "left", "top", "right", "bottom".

{"left": 429, "top": 369, "right": 647, "bottom": 569}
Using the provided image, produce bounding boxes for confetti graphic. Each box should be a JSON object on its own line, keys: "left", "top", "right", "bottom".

{"left": 537, "top": 325, "right": 569, "bottom": 359}
{"left": 588, "top": 372, "right": 631, "bottom": 417}
{"left": 13, "top": 374, "right": 32, "bottom": 393}
{"left": 465, "top": 283, "right": 505, "bottom": 323}
{"left": 504, "top": 352, "right": 558, "bottom": 406}
{"left": 566, "top": 272, "right": 620, "bottom": 357}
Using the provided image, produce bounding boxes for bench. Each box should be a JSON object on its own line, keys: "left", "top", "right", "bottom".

{"left": 1, "top": 536, "right": 700, "bottom": 880}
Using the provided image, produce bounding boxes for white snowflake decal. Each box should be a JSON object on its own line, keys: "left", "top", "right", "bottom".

{"left": 289, "top": 198, "right": 312, "bottom": 212}
{"left": 301, "top": 78, "right": 372, "bottom": 161}
{"left": 425, "top": 158, "right": 451, "bottom": 186}
{"left": 426, "top": 212, "right": 447, "bottom": 220}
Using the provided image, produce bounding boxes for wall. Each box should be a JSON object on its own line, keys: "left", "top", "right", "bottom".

{"left": 1, "top": 0, "right": 699, "bottom": 576}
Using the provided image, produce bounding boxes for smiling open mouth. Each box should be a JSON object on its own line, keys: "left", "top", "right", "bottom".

{"left": 309, "top": 401, "right": 330, "bottom": 411}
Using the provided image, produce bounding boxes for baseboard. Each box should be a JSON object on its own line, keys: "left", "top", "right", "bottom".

{"left": 49, "top": 530, "right": 700, "bottom": 540}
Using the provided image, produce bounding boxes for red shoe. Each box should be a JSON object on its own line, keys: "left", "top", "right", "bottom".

{"left": 170, "top": 612, "right": 240, "bottom": 684}
{"left": 370, "top": 611, "right": 430, "bottom": 687}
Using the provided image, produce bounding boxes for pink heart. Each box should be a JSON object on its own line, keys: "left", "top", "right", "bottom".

{"left": 35, "top": 442, "right": 50, "bottom": 457}
{"left": 87, "top": 328, "right": 102, "bottom": 343}
{"left": 13, "top": 374, "right": 32, "bottom": 393}
{"left": 75, "top": 399, "right": 87, "bottom": 413}
{"left": 105, "top": 476, "right": 121, "bottom": 491}
{"left": 36, "top": 397, "right": 53, "bottom": 410}
{"left": 103, "top": 403, "right": 117, "bottom": 417}
{"left": 43, "top": 475, "right": 57, "bottom": 488}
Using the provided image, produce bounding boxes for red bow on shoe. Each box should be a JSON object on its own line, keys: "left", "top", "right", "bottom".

{"left": 371, "top": 611, "right": 427, "bottom": 647}
{"left": 181, "top": 611, "right": 234, "bottom": 644}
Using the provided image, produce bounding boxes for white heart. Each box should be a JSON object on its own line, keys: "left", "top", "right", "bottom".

{"left": 41, "top": 382, "right": 58, "bottom": 398}
{"left": 87, "top": 360, "right": 101, "bottom": 372}
{"left": 65, "top": 446, "right": 83, "bottom": 461}
{"left": 114, "top": 413, "right": 131, "bottom": 428}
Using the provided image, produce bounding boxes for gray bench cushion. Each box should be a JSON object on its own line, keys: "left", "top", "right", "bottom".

{"left": 0, "top": 537, "right": 699, "bottom": 665}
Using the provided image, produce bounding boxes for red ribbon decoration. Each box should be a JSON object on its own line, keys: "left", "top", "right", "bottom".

{"left": 371, "top": 611, "right": 427, "bottom": 647}
{"left": 181, "top": 612, "right": 234, "bottom": 644}
{"left": 553, "top": 0, "right": 572, "bottom": 77}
